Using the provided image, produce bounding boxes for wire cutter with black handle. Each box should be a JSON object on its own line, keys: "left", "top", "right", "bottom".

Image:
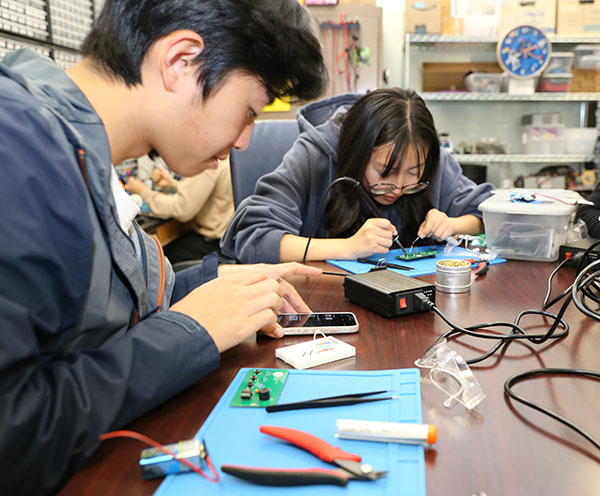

{"left": 221, "top": 425, "right": 387, "bottom": 486}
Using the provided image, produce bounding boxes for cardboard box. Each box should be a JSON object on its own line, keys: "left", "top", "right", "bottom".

{"left": 405, "top": 0, "right": 441, "bottom": 34}
{"left": 422, "top": 62, "right": 502, "bottom": 91}
{"left": 441, "top": 0, "right": 463, "bottom": 35}
{"left": 570, "top": 68, "right": 600, "bottom": 91}
{"left": 557, "top": 0, "right": 600, "bottom": 35}
{"left": 463, "top": 0, "right": 499, "bottom": 37}
{"left": 497, "top": 0, "right": 557, "bottom": 35}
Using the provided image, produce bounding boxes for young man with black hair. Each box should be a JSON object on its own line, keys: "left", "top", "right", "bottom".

{"left": 0, "top": 0, "right": 326, "bottom": 493}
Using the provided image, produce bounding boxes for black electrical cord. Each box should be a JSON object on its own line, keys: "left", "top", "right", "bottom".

{"left": 504, "top": 368, "right": 600, "bottom": 451}
{"left": 542, "top": 257, "right": 570, "bottom": 309}
{"left": 416, "top": 241, "right": 600, "bottom": 453}
{"left": 415, "top": 293, "right": 570, "bottom": 365}
{"left": 571, "top": 257, "right": 600, "bottom": 321}
{"left": 542, "top": 240, "right": 600, "bottom": 320}
{"left": 301, "top": 176, "right": 387, "bottom": 264}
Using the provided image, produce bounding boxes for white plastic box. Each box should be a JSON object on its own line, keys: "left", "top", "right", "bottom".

{"left": 465, "top": 72, "right": 505, "bottom": 92}
{"left": 521, "top": 124, "right": 565, "bottom": 154}
{"left": 478, "top": 189, "right": 581, "bottom": 261}
{"left": 564, "top": 128, "right": 598, "bottom": 155}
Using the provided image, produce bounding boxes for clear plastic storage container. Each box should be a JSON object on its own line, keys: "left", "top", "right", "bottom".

{"left": 537, "top": 73, "right": 573, "bottom": 92}
{"left": 564, "top": 128, "right": 598, "bottom": 155}
{"left": 543, "top": 53, "right": 574, "bottom": 74}
{"left": 478, "top": 189, "right": 581, "bottom": 261}
{"left": 465, "top": 72, "right": 505, "bottom": 92}
{"left": 521, "top": 125, "right": 565, "bottom": 154}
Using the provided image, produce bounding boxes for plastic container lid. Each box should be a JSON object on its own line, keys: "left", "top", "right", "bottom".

{"left": 478, "top": 189, "right": 580, "bottom": 216}
{"left": 539, "top": 73, "right": 573, "bottom": 80}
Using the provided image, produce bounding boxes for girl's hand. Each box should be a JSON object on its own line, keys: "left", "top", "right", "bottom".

{"left": 345, "top": 218, "right": 397, "bottom": 259}
{"left": 418, "top": 209, "right": 455, "bottom": 241}
{"left": 151, "top": 167, "right": 173, "bottom": 188}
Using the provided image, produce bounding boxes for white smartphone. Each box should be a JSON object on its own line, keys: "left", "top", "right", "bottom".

{"left": 277, "top": 312, "right": 359, "bottom": 335}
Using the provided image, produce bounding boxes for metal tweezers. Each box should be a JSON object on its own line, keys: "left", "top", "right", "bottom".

{"left": 266, "top": 390, "right": 393, "bottom": 413}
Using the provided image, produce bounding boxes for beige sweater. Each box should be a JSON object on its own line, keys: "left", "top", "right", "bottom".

{"left": 140, "top": 159, "right": 234, "bottom": 240}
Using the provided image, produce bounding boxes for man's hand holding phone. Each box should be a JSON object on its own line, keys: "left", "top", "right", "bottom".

{"left": 171, "top": 262, "right": 322, "bottom": 351}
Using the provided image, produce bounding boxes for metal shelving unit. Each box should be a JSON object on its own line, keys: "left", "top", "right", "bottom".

{"left": 404, "top": 33, "right": 600, "bottom": 185}
{"left": 452, "top": 154, "right": 595, "bottom": 164}
{"left": 421, "top": 92, "right": 600, "bottom": 102}
{"left": 404, "top": 33, "right": 600, "bottom": 90}
{"left": 407, "top": 34, "right": 600, "bottom": 44}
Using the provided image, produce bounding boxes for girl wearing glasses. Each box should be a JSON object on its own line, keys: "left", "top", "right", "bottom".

{"left": 221, "top": 88, "right": 494, "bottom": 264}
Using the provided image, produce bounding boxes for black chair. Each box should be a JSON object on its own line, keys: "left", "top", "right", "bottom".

{"left": 230, "top": 119, "right": 299, "bottom": 208}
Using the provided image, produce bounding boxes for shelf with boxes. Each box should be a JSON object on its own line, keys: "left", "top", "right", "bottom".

{"left": 453, "top": 154, "right": 595, "bottom": 164}
{"left": 420, "top": 92, "right": 600, "bottom": 102}
{"left": 403, "top": 32, "right": 600, "bottom": 188}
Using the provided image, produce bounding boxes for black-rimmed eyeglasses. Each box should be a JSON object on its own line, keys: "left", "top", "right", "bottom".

{"left": 368, "top": 181, "right": 429, "bottom": 195}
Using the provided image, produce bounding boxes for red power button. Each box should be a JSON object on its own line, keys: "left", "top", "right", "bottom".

{"left": 398, "top": 298, "right": 407, "bottom": 309}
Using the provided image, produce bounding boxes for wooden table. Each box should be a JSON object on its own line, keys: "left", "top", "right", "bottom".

{"left": 59, "top": 260, "right": 600, "bottom": 496}
{"left": 136, "top": 214, "right": 193, "bottom": 246}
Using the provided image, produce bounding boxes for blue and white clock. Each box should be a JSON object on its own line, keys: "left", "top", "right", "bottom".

{"left": 497, "top": 25, "right": 551, "bottom": 79}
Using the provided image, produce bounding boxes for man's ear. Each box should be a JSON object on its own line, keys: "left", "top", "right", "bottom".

{"left": 158, "top": 30, "right": 204, "bottom": 92}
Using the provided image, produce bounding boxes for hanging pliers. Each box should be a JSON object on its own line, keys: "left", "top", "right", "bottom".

{"left": 221, "top": 425, "right": 387, "bottom": 486}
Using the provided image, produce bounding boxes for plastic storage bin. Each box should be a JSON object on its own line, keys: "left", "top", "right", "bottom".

{"left": 564, "top": 128, "right": 598, "bottom": 154}
{"left": 478, "top": 189, "right": 581, "bottom": 261}
{"left": 543, "top": 52, "right": 574, "bottom": 74}
{"left": 537, "top": 73, "right": 573, "bottom": 92}
{"left": 465, "top": 72, "right": 505, "bottom": 92}
{"left": 521, "top": 113, "right": 561, "bottom": 126}
{"left": 521, "top": 124, "right": 565, "bottom": 154}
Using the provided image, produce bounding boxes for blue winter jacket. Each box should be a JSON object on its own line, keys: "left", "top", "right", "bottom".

{"left": 0, "top": 49, "right": 220, "bottom": 494}
{"left": 221, "top": 93, "right": 495, "bottom": 264}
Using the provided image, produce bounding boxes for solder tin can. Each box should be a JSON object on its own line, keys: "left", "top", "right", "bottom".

{"left": 435, "top": 259, "right": 471, "bottom": 293}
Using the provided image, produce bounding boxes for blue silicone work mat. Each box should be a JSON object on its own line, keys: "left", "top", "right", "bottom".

{"left": 154, "top": 368, "right": 426, "bottom": 496}
{"left": 327, "top": 245, "right": 506, "bottom": 277}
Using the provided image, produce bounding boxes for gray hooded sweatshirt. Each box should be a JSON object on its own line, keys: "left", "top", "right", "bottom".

{"left": 221, "top": 93, "right": 494, "bottom": 264}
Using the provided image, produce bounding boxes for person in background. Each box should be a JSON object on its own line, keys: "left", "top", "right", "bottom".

{"left": 0, "top": 0, "right": 326, "bottom": 493}
{"left": 126, "top": 153, "right": 234, "bottom": 263}
{"left": 221, "top": 88, "right": 494, "bottom": 264}
{"left": 576, "top": 180, "right": 600, "bottom": 238}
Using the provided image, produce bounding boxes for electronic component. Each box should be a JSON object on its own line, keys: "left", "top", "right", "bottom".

{"left": 139, "top": 439, "right": 206, "bottom": 480}
{"left": 397, "top": 249, "right": 438, "bottom": 261}
{"left": 559, "top": 238, "right": 600, "bottom": 266}
{"left": 230, "top": 369, "right": 288, "bottom": 407}
{"left": 258, "top": 388, "right": 271, "bottom": 401}
{"left": 275, "top": 336, "right": 356, "bottom": 369}
{"left": 343, "top": 269, "right": 435, "bottom": 318}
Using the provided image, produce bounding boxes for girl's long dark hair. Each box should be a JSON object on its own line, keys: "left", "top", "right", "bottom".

{"left": 325, "top": 88, "right": 440, "bottom": 245}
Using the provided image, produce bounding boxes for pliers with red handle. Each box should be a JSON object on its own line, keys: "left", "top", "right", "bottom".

{"left": 221, "top": 425, "right": 387, "bottom": 486}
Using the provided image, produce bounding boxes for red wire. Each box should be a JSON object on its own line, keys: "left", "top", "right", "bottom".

{"left": 533, "top": 192, "right": 576, "bottom": 205}
{"left": 99, "top": 429, "right": 219, "bottom": 483}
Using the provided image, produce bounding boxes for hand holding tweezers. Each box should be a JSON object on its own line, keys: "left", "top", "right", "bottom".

{"left": 266, "top": 390, "right": 393, "bottom": 413}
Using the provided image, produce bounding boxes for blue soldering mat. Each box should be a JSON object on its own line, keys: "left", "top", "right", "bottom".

{"left": 154, "top": 368, "right": 426, "bottom": 496}
{"left": 327, "top": 245, "right": 506, "bottom": 277}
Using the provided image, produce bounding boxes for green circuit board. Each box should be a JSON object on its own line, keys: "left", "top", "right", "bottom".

{"left": 230, "top": 369, "right": 289, "bottom": 408}
{"left": 397, "top": 250, "right": 438, "bottom": 261}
